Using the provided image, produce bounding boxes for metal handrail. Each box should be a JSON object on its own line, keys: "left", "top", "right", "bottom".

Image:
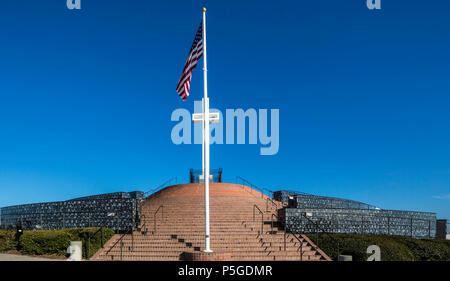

{"left": 86, "top": 212, "right": 121, "bottom": 259}
{"left": 144, "top": 177, "right": 177, "bottom": 197}
{"left": 285, "top": 232, "right": 304, "bottom": 260}
{"left": 267, "top": 208, "right": 307, "bottom": 260}
{"left": 236, "top": 176, "right": 274, "bottom": 198}
{"left": 253, "top": 205, "right": 264, "bottom": 234}
{"left": 268, "top": 212, "right": 309, "bottom": 260}
{"left": 139, "top": 214, "right": 148, "bottom": 235}
{"left": 236, "top": 176, "right": 281, "bottom": 217}
{"left": 266, "top": 197, "right": 277, "bottom": 212}
{"left": 86, "top": 227, "right": 104, "bottom": 258}
{"left": 104, "top": 225, "right": 134, "bottom": 260}
{"left": 105, "top": 232, "right": 127, "bottom": 259}
{"left": 270, "top": 213, "right": 278, "bottom": 234}
{"left": 268, "top": 213, "right": 287, "bottom": 253}
{"left": 120, "top": 239, "right": 123, "bottom": 261}
{"left": 236, "top": 176, "right": 277, "bottom": 212}
{"left": 297, "top": 213, "right": 340, "bottom": 259}
{"left": 153, "top": 205, "right": 164, "bottom": 234}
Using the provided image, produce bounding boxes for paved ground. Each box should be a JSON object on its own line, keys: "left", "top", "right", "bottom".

{"left": 0, "top": 254, "right": 63, "bottom": 261}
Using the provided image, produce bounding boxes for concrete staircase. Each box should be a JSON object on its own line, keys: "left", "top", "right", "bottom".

{"left": 91, "top": 183, "right": 331, "bottom": 261}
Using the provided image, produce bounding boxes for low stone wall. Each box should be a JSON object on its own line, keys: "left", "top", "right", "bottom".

{"left": 0, "top": 191, "right": 143, "bottom": 232}
{"left": 281, "top": 208, "right": 436, "bottom": 239}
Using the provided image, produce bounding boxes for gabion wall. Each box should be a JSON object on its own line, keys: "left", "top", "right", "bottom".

{"left": 274, "top": 190, "right": 377, "bottom": 210}
{"left": 273, "top": 190, "right": 299, "bottom": 203}
{"left": 281, "top": 208, "right": 436, "bottom": 239}
{"left": 436, "top": 220, "right": 448, "bottom": 239}
{"left": 0, "top": 192, "right": 143, "bottom": 232}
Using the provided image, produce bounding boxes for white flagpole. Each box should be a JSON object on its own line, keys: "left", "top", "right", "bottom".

{"left": 202, "top": 99, "right": 204, "bottom": 173}
{"left": 202, "top": 7, "right": 212, "bottom": 253}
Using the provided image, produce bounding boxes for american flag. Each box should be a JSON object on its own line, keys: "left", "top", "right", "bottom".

{"left": 176, "top": 21, "right": 203, "bottom": 101}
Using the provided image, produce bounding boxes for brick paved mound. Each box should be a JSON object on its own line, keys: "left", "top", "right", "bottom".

{"left": 148, "top": 182, "right": 271, "bottom": 199}
{"left": 92, "top": 183, "right": 331, "bottom": 261}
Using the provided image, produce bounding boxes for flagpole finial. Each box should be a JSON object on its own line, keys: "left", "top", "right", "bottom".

{"left": 202, "top": 7, "right": 206, "bottom": 12}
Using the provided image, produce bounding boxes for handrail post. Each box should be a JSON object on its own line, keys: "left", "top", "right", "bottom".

{"left": 271, "top": 214, "right": 274, "bottom": 233}
{"left": 140, "top": 214, "right": 146, "bottom": 235}
{"left": 120, "top": 241, "right": 123, "bottom": 261}
{"left": 300, "top": 237, "right": 303, "bottom": 261}
{"left": 253, "top": 205, "right": 264, "bottom": 235}
{"left": 337, "top": 242, "right": 340, "bottom": 259}
{"left": 300, "top": 213, "right": 340, "bottom": 261}
{"left": 153, "top": 205, "right": 164, "bottom": 234}
{"left": 261, "top": 212, "right": 263, "bottom": 234}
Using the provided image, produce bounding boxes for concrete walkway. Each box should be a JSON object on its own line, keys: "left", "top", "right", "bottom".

{"left": 0, "top": 254, "right": 63, "bottom": 261}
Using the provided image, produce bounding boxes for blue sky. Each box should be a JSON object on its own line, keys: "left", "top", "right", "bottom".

{"left": 0, "top": 0, "right": 449, "bottom": 219}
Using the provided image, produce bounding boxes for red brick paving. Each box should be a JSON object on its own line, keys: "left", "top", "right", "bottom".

{"left": 91, "top": 183, "right": 331, "bottom": 261}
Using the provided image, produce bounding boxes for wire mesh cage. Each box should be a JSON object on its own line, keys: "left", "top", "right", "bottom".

{"left": 189, "top": 168, "right": 223, "bottom": 183}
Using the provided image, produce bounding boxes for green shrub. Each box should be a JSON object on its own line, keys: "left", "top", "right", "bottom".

{"left": 65, "top": 227, "right": 115, "bottom": 258}
{"left": 310, "top": 233, "right": 450, "bottom": 261}
{"left": 19, "top": 230, "right": 72, "bottom": 255}
{"left": 391, "top": 236, "right": 450, "bottom": 261}
{"left": 0, "top": 230, "right": 18, "bottom": 252}
{"left": 0, "top": 227, "right": 115, "bottom": 259}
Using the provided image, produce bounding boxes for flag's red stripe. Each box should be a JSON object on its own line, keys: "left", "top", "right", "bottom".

{"left": 176, "top": 22, "right": 203, "bottom": 100}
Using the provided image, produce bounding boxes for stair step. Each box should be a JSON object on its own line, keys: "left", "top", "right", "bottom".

{"left": 91, "top": 191, "right": 330, "bottom": 261}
